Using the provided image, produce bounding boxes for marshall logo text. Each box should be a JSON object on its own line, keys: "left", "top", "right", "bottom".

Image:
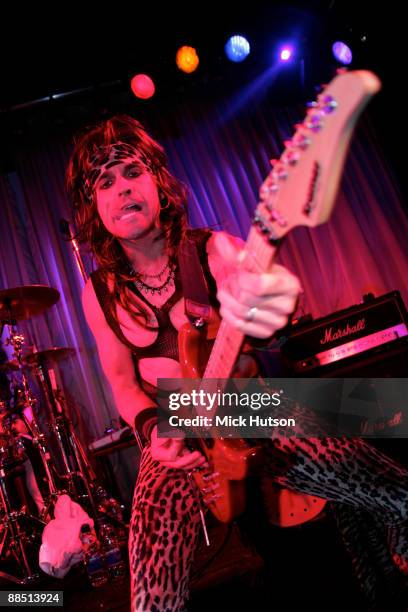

{"left": 320, "top": 318, "right": 366, "bottom": 345}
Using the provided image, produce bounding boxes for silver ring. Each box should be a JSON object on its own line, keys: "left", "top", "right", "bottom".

{"left": 245, "top": 306, "right": 258, "bottom": 322}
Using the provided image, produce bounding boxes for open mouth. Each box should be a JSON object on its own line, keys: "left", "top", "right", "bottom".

{"left": 117, "top": 203, "right": 143, "bottom": 220}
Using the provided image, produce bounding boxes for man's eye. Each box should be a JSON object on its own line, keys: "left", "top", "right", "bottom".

{"left": 128, "top": 168, "right": 142, "bottom": 178}
{"left": 99, "top": 178, "right": 113, "bottom": 189}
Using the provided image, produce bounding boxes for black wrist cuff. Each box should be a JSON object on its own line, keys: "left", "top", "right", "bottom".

{"left": 134, "top": 408, "right": 158, "bottom": 443}
{"left": 143, "top": 417, "right": 159, "bottom": 442}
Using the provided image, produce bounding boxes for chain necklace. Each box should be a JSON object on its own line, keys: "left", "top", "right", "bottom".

{"left": 132, "top": 262, "right": 176, "bottom": 296}
{"left": 131, "top": 258, "right": 170, "bottom": 280}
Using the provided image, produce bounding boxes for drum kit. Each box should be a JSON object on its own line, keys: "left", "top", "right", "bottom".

{"left": 0, "top": 285, "right": 120, "bottom": 584}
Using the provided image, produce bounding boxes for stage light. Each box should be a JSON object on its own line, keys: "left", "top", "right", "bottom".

{"left": 130, "top": 74, "right": 155, "bottom": 99}
{"left": 332, "top": 41, "right": 353, "bottom": 65}
{"left": 225, "top": 35, "right": 250, "bottom": 62}
{"left": 176, "top": 46, "right": 199, "bottom": 73}
{"left": 279, "top": 47, "right": 293, "bottom": 62}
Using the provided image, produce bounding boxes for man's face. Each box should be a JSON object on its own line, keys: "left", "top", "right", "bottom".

{"left": 94, "top": 158, "right": 160, "bottom": 240}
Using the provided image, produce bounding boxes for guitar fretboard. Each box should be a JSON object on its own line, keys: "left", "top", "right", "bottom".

{"left": 203, "top": 227, "right": 277, "bottom": 385}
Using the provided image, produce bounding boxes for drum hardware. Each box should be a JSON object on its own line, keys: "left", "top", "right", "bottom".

{"left": 0, "top": 360, "right": 19, "bottom": 373}
{"left": 0, "top": 286, "right": 60, "bottom": 323}
{"left": 0, "top": 425, "right": 45, "bottom": 584}
{"left": 0, "top": 286, "right": 125, "bottom": 582}
{"left": 0, "top": 460, "right": 45, "bottom": 584}
{"left": 31, "top": 357, "right": 128, "bottom": 530}
{"left": 24, "top": 348, "right": 99, "bottom": 520}
{"left": 0, "top": 286, "right": 60, "bottom": 583}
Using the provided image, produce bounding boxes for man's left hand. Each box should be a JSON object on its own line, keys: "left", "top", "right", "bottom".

{"left": 215, "top": 233, "right": 301, "bottom": 339}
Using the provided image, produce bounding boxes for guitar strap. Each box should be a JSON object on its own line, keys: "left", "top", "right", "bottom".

{"left": 178, "top": 234, "right": 212, "bottom": 328}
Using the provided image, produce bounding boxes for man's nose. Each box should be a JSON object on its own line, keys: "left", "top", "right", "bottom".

{"left": 119, "top": 186, "right": 132, "bottom": 197}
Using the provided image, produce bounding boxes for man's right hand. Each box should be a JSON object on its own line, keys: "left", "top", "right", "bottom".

{"left": 150, "top": 425, "right": 208, "bottom": 470}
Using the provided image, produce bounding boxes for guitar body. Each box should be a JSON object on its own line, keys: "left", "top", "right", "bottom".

{"left": 178, "top": 320, "right": 261, "bottom": 523}
{"left": 178, "top": 321, "right": 326, "bottom": 525}
{"left": 191, "top": 435, "right": 261, "bottom": 523}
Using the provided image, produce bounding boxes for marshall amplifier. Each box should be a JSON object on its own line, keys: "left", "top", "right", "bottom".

{"left": 280, "top": 291, "right": 408, "bottom": 376}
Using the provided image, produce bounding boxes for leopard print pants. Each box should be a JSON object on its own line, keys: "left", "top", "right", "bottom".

{"left": 129, "top": 436, "right": 408, "bottom": 611}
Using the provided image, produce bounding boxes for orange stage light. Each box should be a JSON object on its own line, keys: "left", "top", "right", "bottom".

{"left": 176, "top": 46, "right": 199, "bottom": 74}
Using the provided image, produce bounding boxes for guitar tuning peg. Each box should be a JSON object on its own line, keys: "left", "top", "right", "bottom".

{"left": 293, "top": 133, "right": 311, "bottom": 150}
{"left": 315, "top": 93, "right": 338, "bottom": 114}
{"left": 259, "top": 184, "right": 272, "bottom": 199}
{"left": 305, "top": 112, "right": 324, "bottom": 131}
{"left": 285, "top": 150, "right": 300, "bottom": 165}
{"left": 305, "top": 122, "right": 323, "bottom": 133}
{"left": 260, "top": 180, "right": 278, "bottom": 195}
{"left": 276, "top": 167, "right": 288, "bottom": 180}
{"left": 269, "top": 159, "right": 279, "bottom": 167}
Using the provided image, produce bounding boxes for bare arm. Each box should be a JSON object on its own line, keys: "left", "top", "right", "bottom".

{"left": 82, "top": 278, "right": 156, "bottom": 428}
{"left": 82, "top": 278, "right": 207, "bottom": 469}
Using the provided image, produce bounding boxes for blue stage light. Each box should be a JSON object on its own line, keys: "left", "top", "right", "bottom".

{"left": 225, "top": 35, "right": 251, "bottom": 62}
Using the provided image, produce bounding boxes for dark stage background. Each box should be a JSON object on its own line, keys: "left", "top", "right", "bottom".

{"left": 0, "top": 4, "right": 407, "bottom": 606}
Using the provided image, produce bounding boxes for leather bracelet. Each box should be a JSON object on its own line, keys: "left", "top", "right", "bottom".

{"left": 134, "top": 407, "right": 158, "bottom": 444}
{"left": 143, "top": 417, "right": 159, "bottom": 443}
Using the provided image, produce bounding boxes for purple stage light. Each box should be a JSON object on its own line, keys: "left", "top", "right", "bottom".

{"left": 332, "top": 41, "right": 353, "bottom": 65}
{"left": 279, "top": 47, "right": 292, "bottom": 62}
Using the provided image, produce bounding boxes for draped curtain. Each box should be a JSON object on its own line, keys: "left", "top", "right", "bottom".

{"left": 1, "top": 96, "right": 407, "bottom": 446}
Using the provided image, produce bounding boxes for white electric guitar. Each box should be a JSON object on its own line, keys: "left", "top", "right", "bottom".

{"left": 178, "top": 69, "right": 382, "bottom": 525}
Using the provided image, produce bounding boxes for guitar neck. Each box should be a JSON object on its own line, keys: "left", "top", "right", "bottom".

{"left": 203, "top": 227, "right": 279, "bottom": 382}
{"left": 202, "top": 70, "right": 382, "bottom": 385}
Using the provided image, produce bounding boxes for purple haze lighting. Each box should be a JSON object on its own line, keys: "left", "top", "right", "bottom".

{"left": 280, "top": 47, "right": 292, "bottom": 61}
{"left": 332, "top": 41, "right": 353, "bottom": 65}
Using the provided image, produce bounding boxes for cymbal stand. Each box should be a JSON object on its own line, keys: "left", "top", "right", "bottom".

{"left": 50, "top": 392, "right": 127, "bottom": 530}
{"left": 0, "top": 462, "right": 44, "bottom": 584}
{"left": 3, "top": 308, "right": 63, "bottom": 514}
{"left": 33, "top": 362, "right": 98, "bottom": 521}
{"left": 0, "top": 303, "right": 44, "bottom": 584}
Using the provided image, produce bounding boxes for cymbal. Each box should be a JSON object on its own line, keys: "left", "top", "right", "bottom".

{"left": 0, "top": 360, "right": 19, "bottom": 372}
{"left": 24, "top": 347, "right": 76, "bottom": 366}
{"left": 0, "top": 285, "right": 60, "bottom": 321}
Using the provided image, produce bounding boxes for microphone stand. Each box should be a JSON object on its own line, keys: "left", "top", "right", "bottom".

{"left": 59, "top": 218, "right": 88, "bottom": 284}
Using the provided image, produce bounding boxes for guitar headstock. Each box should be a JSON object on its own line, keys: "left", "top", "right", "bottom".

{"left": 253, "top": 70, "right": 381, "bottom": 245}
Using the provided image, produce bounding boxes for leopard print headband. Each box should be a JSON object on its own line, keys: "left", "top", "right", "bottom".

{"left": 83, "top": 142, "right": 151, "bottom": 200}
